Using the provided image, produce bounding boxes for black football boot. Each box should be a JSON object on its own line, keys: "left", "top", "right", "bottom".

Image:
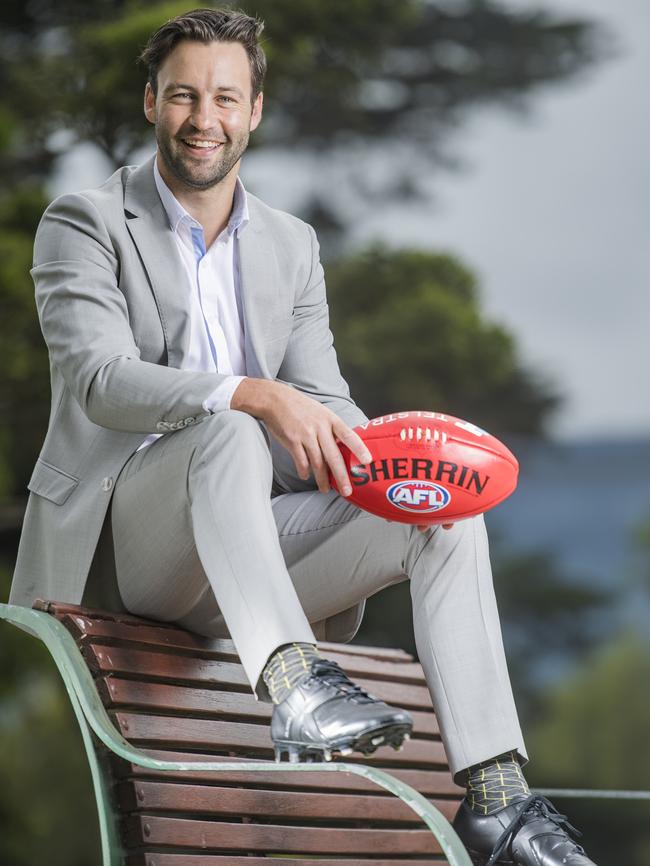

{"left": 270, "top": 658, "right": 413, "bottom": 762}
{"left": 453, "top": 793, "right": 597, "bottom": 866}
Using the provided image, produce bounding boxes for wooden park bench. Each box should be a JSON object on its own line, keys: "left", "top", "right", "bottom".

{"left": 0, "top": 600, "right": 471, "bottom": 866}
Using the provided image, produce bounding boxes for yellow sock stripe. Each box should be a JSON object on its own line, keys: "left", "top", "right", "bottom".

{"left": 294, "top": 643, "right": 309, "bottom": 672}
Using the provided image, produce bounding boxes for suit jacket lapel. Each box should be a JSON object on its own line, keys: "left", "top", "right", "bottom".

{"left": 237, "top": 199, "right": 282, "bottom": 379}
{"left": 123, "top": 156, "right": 191, "bottom": 369}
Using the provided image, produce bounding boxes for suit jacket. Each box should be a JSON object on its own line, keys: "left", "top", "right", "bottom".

{"left": 9, "top": 156, "right": 368, "bottom": 641}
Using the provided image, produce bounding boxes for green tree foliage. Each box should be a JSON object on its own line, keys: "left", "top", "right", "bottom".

{"left": 490, "top": 544, "right": 613, "bottom": 721}
{"left": 525, "top": 636, "right": 650, "bottom": 866}
{"left": 0, "top": 187, "right": 51, "bottom": 498}
{"left": 327, "top": 245, "right": 559, "bottom": 436}
{"left": 0, "top": 0, "right": 605, "bottom": 190}
{"left": 0, "top": 690, "right": 102, "bottom": 866}
{"left": 630, "top": 515, "right": 650, "bottom": 593}
{"left": 0, "top": 567, "right": 102, "bottom": 865}
{"left": 530, "top": 635, "right": 650, "bottom": 789}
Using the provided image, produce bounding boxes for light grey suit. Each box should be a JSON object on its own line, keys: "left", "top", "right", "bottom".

{"left": 10, "top": 155, "right": 365, "bottom": 611}
{"left": 10, "top": 155, "right": 527, "bottom": 778}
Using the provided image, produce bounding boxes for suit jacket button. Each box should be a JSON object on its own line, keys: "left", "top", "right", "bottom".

{"left": 101, "top": 477, "right": 114, "bottom": 492}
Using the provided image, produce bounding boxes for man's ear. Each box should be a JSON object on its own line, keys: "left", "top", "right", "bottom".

{"left": 144, "top": 82, "right": 156, "bottom": 124}
{"left": 249, "top": 91, "right": 263, "bottom": 133}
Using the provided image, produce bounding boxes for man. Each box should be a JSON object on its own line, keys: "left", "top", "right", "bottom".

{"left": 10, "top": 8, "right": 596, "bottom": 865}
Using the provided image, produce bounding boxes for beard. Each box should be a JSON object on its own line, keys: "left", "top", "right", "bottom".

{"left": 156, "top": 124, "right": 250, "bottom": 190}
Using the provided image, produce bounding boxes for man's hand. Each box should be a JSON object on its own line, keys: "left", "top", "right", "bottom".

{"left": 231, "top": 378, "right": 371, "bottom": 496}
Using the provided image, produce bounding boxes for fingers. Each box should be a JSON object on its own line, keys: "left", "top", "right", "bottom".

{"left": 291, "top": 442, "right": 311, "bottom": 482}
{"left": 293, "top": 430, "right": 353, "bottom": 496}
{"left": 319, "top": 433, "right": 354, "bottom": 496}
{"left": 270, "top": 395, "right": 372, "bottom": 497}
{"left": 333, "top": 421, "right": 372, "bottom": 466}
{"left": 304, "top": 435, "right": 335, "bottom": 494}
{"left": 301, "top": 418, "right": 370, "bottom": 497}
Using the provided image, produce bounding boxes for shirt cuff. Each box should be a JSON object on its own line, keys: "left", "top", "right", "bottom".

{"left": 202, "top": 375, "right": 248, "bottom": 413}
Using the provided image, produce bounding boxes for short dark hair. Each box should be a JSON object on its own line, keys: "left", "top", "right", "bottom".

{"left": 139, "top": 7, "right": 266, "bottom": 103}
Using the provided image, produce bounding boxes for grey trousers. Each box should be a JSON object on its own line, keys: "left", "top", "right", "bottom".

{"left": 111, "top": 410, "right": 527, "bottom": 779}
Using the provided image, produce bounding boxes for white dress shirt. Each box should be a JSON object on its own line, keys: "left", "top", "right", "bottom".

{"left": 139, "top": 161, "right": 250, "bottom": 449}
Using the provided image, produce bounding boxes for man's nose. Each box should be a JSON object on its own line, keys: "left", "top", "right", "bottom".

{"left": 190, "top": 97, "right": 220, "bottom": 131}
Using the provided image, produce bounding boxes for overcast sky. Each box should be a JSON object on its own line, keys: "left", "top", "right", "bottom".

{"left": 360, "top": 0, "right": 650, "bottom": 441}
{"left": 54, "top": 0, "right": 649, "bottom": 441}
{"left": 411, "top": 0, "right": 650, "bottom": 441}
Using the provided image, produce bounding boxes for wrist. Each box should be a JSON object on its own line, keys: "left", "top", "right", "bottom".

{"left": 230, "top": 377, "right": 282, "bottom": 418}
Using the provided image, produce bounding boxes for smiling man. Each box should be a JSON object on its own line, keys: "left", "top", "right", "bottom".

{"left": 147, "top": 39, "right": 260, "bottom": 222}
{"left": 10, "top": 9, "right": 597, "bottom": 865}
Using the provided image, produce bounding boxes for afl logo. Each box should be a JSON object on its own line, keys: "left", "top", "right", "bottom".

{"left": 387, "top": 480, "right": 451, "bottom": 513}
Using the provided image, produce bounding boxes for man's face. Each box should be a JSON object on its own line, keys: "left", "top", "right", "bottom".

{"left": 144, "top": 39, "right": 263, "bottom": 190}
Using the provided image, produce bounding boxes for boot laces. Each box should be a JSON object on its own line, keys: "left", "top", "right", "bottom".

{"left": 485, "top": 793, "right": 584, "bottom": 866}
{"left": 308, "top": 659, "right": 375, "bottom": 702}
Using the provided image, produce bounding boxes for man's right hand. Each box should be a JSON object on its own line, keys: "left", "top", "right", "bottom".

{"left": 230, "top": 378, "right": 372, "bottom": 496}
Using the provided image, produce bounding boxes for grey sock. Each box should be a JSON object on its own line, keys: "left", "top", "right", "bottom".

{"left": 465, "top": 751, "right": 530, "bottom": 815}
{"left": 262, "top": 642, "right": 321, "bottom": 704}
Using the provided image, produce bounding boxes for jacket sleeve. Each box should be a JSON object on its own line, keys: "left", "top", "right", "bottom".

{"left": 277, "top": 223, "right": 369, "bottom": 431}
{"left": 32, "top": 192, "right": 228, "bottom": 434}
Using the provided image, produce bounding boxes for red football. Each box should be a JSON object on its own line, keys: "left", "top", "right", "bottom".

{"left": 331, "top": 411, "right": 519, "bottom": 525}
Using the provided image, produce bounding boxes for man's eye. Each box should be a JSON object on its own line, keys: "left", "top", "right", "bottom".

{"left": 219, "top": 95, "right": 234, "bottom": 104}
{"left": 173, "top": 92, "right": 193, "bottom": 100}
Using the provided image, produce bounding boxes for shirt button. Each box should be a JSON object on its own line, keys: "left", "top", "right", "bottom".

{"left": 101, "top": 477, "right": 114, "bottom": 492}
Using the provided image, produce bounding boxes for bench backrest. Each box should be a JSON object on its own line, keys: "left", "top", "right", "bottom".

{"left": 36, "top": 600, "right": 463, "bottom": 864}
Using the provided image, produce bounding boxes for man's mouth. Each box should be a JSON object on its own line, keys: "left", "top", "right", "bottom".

{"left": 182, "top": 138, "right": 225, "bottom": 153}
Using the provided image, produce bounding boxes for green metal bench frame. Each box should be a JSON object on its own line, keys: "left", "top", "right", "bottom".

{"left": 1, "top": 602, "right": 472, "bottom": 866}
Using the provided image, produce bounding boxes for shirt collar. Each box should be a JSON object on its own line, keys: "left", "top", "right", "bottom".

{"left": 153, "top": 157, "right": 249, "bottom": 239}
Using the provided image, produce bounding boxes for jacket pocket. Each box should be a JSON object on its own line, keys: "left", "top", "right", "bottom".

{"left": 28, "top": 459, "right": 79, "bottom": 505}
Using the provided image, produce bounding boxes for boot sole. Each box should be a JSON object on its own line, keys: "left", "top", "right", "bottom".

{"left": 273, "top": 722, "right": 412, "bottom": 763}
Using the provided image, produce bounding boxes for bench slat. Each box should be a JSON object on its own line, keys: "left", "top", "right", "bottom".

{"left": 85, "top": 645, "right": 249, "bottom": 688}
{"left": 126, "top": 856, "right": 445, "bottom": 865}
{"left": 40, "top": 602, "right": 413, "bottom": 663}
{"left": 111, "top": 750, "right": 463, "bottom": 798}
{"left": 123, "top": 815, "right": 441, "bottom": 855}
{"left": 116, "top": 780, "right": 458, "bottom": 823}
{"left": 85, "top": 645, "right": 434, "bottom": 709}
{"left": 98, "top": 678, "right": 440, "bottom": 737}
{"left": 64, "top": 616, "right": 421, "bottom": 680}
{"left": 112, "top": 713, "right": 447, "bottom": 768}
{"left": 36, "top": 600, "right": 179, "bottom": 628}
